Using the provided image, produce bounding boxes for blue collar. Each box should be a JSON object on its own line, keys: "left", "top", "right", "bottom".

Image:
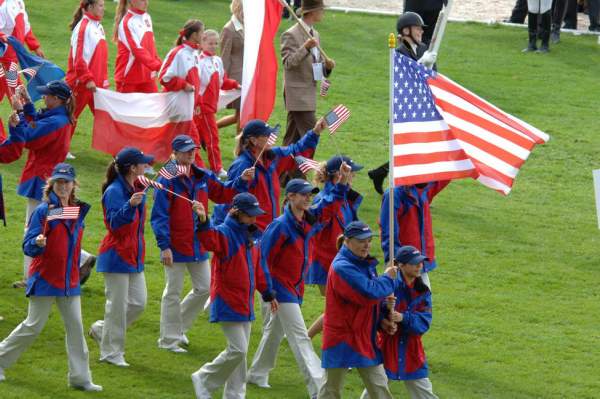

{"left": 116, "top": 173, "right": 134, "bottom": 194}
{"left": 339, "top": 245, "right": 379, "bottom": 269}
{"left": 40, "top": 105, "right": 68, "bottom": 118}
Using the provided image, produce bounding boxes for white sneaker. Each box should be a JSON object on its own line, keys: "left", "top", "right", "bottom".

{"left": 247, "top": 375, "right": 271, "bottom": 388}
{"left": 101, "top": 356, "right": 130, "bottom": 367}
{"left": 66, "top": 152, "right": 76, "bottom": 160}
{"left": 217, "top": 169, "right": 228, "bottom": 179}
{"left": 88, "top": 326, "right": 101, "bottom": 345}
{"left": 180, "top": 333, "right": 190, "bottom": 346}
{"left": 71, "top": 382, "right": 103, "bottom": 392}
{"left": 0, "top": 367, "right": 5, "bottom": 382}
{"left": 191, "top": 371, "right": 211, "bottom": 399}
{"left": 167, "top": 345, "right": 187, "bottom": 353}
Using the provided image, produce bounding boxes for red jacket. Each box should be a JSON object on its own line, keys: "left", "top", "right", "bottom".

{"left": 159, "top": 41, "right": 202, "bottom": 105}
{"left": 114, "top": 8, "right": 161, "bottom": 86}
{"left": 66, "top": 12, "right": 108, "bottom": 90}
{"left": 0, "top": 0, "right": 40, "bottom": 64}
{"left": 198, "top": 52, "right": 238, "bottom": 114}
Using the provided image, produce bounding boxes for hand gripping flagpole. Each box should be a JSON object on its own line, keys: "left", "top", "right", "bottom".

{"left": 388, "top": 33, "right": 396, "bottom": 269}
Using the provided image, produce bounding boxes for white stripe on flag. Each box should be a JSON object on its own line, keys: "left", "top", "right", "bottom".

{"left": 476, "top": 175, "right": 511, "bottom": 195}
{"left": 392, "top": 120, "right": 449, "bottom": 134}
{"left": 393, "top": 139, "right": 463, "bottom": 156}
{"left": 393, "top": 159, "right": 474, "bottom": 177}
{"left": 241, "top": 0, "right": 264, "bottom": 114}
{"left": 458, "top": 140, "right": 520, "bottom": 178}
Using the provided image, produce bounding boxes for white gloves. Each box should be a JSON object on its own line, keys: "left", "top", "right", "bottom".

{"left": 418, "top": 51, "right": 437, "bottom": 69}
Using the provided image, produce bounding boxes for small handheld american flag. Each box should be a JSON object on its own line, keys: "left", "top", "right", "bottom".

{"left": 137, "top": 175, "right": 164, "bottom": 190}
{"left": 266, "top": 130, "right": 278, "bottom": 146}
{"left": 19, "top": 67, "right": 39, "bottom": 80}
{"left": 325, "top": 104, "right": 351, "bottom": 135}
{"left": 320, "top": 79, "right": 331, "bottom": 97}
{"left": 46, "top": 206, "right": 80, "bottom": 221}
{"left": 6, "top": 62, "right": 18, "bottom": 88}
{"left": 294, "top": 156, "right": 321, "bottom": 174}
{"left": 158, "top": 162, "right": 189, "bottom": 180}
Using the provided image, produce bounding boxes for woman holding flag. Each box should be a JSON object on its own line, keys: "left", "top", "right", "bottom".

{"left": 89, "top": 146, "right": 153, "bottom": 367}
{"left": 113, "top": 0, "right": 161, "bottom": 93}
{"left": 0, "top": 163, "right": 102, "bottom": 392}
{"left": 151, "top": 134, "right": 254, "bottom": 352}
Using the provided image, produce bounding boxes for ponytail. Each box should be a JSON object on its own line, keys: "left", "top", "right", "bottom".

{"left": 233, "top": 132, "right": 249, "bottom": 157}
{"left": 113, "top": 0, "right": 129, "bottom": 42}
{"left": 312, "top": 162, "right": 329, "bottom": 186}
{"left": 64, "top": 94, "right": 76, "bottom": 125}
{"left": 175, "top": 19, "right": 204, "bottom": 46}
{"left": 335, "top": 234, "right": 345, "bottom": 250}
{"left": 102, "top": 160, "right": 130, "bottom": 194}
{"left": 69, "top": 0, "right": 98, "bottom": 31}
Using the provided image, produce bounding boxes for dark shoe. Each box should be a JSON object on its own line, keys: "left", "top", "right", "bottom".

{"left": 522, "top": 41, "right": 537, "bottom": 52}
{"left": 12, "top": 280, "right": 26, "bottom": 289}
{"left": 367, "top": 162, "right": 389, "bottom": 195}
{"left": 550, "top": 31, "right": 560, "bottom": 44}
{"left": 79, "top": 255, "right": 96, "bottom": 285}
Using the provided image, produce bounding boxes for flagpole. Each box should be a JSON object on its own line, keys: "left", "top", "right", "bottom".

{"left": 428, "top": 0, "right": 454, "bottom": 55}
{"left": 388, "top": 33, "right": 396, "bottom": 268}
{"left": 252, "top": 143, "right": 269, "bottom": 169}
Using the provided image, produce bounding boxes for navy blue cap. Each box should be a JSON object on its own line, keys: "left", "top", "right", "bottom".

{"left": 115, "top": 147, "right": 154, "bottom": 167}
{"left": 285, "top": 178, "right": 319, "bottom": 195}
{"left": 395, "top": 245, "right": 428, "bottom": 265}
{"left": 172, "top": 134, "right": 199, "bottom": 152}
{"left": 242, "top": 119, "right": 279, "bottom": 138}
{"left": 232, "top": 193, "right": 266, "bottom": 217}
{"left": 326, "top": 155, "right": 364, "bottom": 174}
{"left": 51, "top": 162, "right": 76, "bottom": 181}
{"left": 37, "top": 80, "right": 72, "bottom": 100}
{"left": 343, "top": 221, "right": 373, "bottom": 240}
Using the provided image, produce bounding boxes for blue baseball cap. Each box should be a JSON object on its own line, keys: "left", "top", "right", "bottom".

{"left": 37, "top": 80, "right": 72, "bottom": 100}
{"left": 115, "top": 147, "right": 154, "bottom": 167}
{"left": 232, "top": 193, "right": 266, "bottom": 217}
{"left": 326, "top": 155, "right": 364, "bottom": 174}
{"left": 172, "top": 134, "right": 199, "bottom": 152}
{"left": 395, "top": 245, "right": 428, "bottom": 265}
{"left": 285, "top": 178, "right": 319, "bottom": 195}
{"left": 242, "top": 119, "right": 279, "bottom": 138}
{"left": 51, "top": 163, "right": 76, "bottom": 181}
{"left": 343, "top": 221, "right": 373, "bottom": 240}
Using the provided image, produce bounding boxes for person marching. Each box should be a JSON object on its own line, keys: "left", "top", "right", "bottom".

{"left": 9, "top": 82, "right": 94, "bottom": 288}
{"left": 159, "top": 19, "right": 206, "bottom": 167}
{"left": 317, "top": 221, "right": 397, "bottom": 399}
{"left": 281, "top": 0, "right": 335, "bottom": 149}
{"left": 114, "top": 0, "right": 161, "bottom": 93}
{"left": 217, "top": 0, "right": 244, "bottom": 131}
{"left": 190, "top": 193, "right": 278, "bottom": 399}
{"left": 247, "top": 168, "right": 351, "bottom": 399}
{"left": 380, "top": 180, "right": 450, "bottom": 289}
{"left": 306, "top": 155, "right": 364, "bottom": 339}
{"left": 362, "top": 245, "right": 438, "bottom": 399}
{"left": 89, "top": 146, "right": 154, "bottom": 367}
{"left": 0, "top": 163, "right": 102, "bottom": 392}
{"left": 151, "top": 134, "right": 254, "bottom": 353}
{"left": 198, "top": 29, "right": 240, "bottom": 178}
{"left": 66, "top": 0, "right": 109, "bottom": 156}
{"left": 367, "top": 12, "right": 436, "bottom": 195}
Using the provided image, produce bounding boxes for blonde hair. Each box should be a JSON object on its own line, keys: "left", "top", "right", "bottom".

{"left": 234, "top": 132, "right": 251, "bottom": 157}
{"left": 312, "top": 162, "right": 330, "bottom": 186}
{"left": 230, "top": 0, "right": 243, "bottom": 22}
{"left": 113, "top": 0, "right": 129, "bottom": 42}
{"left": 42, "top": 178, "right": 80, "bottom": 205}
{"left": 202, "top": 29, "right": 220, "bottom": 41}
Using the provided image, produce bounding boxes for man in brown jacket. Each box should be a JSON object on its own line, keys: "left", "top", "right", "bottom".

{"left": 281, "top": 0, "right": 335, "bottom": 148}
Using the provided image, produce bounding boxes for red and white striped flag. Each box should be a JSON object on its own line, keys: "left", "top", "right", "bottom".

{"left": 320, "top": 79, "right": 331, "bottom": 97}
{"left": 159, "top": 162, "right": 189, "bottom": 180}
{"left": 391, "top": 54, "right": 549, "bottom": 195}
{"left": 326, "top": 105, "right": 351, "bottom": 135}
{"left": 294, "top": 156, "right": 321, "bottom": 174}
{"left": 6, "top": 62, "right": 18, "bottom": 88}
{"left": 46, "top": 206, "right": 80, "bottom": 221}
{"left": 266, "top": 130, "right": 278, "bottom": 146}
{"left": 136, "top": 175, "right": 164, "bottom": 191}
{"left": 19, "top": 67, "right": 38, "bottom": 79}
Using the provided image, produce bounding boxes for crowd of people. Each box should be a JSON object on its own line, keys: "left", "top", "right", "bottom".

{"left": 0, "top": 0, "right": 453, "bottom": 398}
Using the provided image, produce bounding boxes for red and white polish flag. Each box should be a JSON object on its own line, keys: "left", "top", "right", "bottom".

{"left": 92, "top": 89, "right": 198, "bottom": 162}
{"left": 240, "top": 0, "right": 283, "bottom": 127}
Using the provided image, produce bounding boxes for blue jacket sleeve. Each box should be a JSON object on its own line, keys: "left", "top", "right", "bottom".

{"left": 22, "top": 203, "right": 47, "bottom": 257}
{"left": 205, "top": 170, "right": 248, "bottom": 204}
{"left": 334, "top": 264, "right": 395, "bottom": 304}
{"left": 103, "top": 187, "right": 138, "bottom": 231}
{"left": 310, "top": 183, "right": 347, "bottom": 222}
{"left": 150, "top": 178, "right": 171, "bottom": 251}
{"left": 380, "top": 188, "right": 402, "bottom": 263}
{"left": 401, "top": 292, "right": 432, "bottom": 335}
{"left": 271, "top": 130, "right": 320, "bottom": 159}
{"left": 259, "top": 221, "right": 285, "bottom": 289}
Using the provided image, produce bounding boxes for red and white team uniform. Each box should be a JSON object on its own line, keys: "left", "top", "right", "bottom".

{"left": 115, "top": 8, "right": 161, "bottom": 93}
{"left": 0, "top": 0, "right": 41, "bottom": 100}
{"left": 198, "top": 51, "right": 239, "bottom": 172}
{"left": 66, "top": 12, "right": 109, "bottom": 120}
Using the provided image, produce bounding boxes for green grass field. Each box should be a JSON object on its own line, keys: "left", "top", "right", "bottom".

{"left": 0, "top": 1, "right": 599, "bottom": 398}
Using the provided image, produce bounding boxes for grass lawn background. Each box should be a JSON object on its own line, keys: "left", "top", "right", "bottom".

{"left": 0, "top": 1, "right": 599, "bottom": 398}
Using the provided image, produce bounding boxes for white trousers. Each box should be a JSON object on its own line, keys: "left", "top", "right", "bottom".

{"left": 248, "top": 302, "right": 324, "bottom": 398}
{"left": 360, "top": 378, "right": 438, "bottom": 399}
{"left": 158, "top": 260, "right": 210, "bottom": 348}
{"left": 90, "top": 272, "right": 147, "bottom": 362}
{"left": 195, "top": 322, "right": 251, "bottom": 399}
{"left": 22, "top": 198, "right": 92, "bottom": 279}
{"left": 0, "top": 296, "right": 92, "bottom": 385}
{"left": 320, "top": 366, "right": 392, "bottom": 399}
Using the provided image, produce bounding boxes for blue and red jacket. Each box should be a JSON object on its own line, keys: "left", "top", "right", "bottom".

{"left": 23, "top": 192, "right": 90, "bottom": 297}
{"left": 321, "top": 245, "right": 395, "bottom": 369}
{"left": 380, "top": 181, "right": 450, "bottom": 273}
{"left": 0, "top": 126, "right": 25, "bottom": 163}
{"left": 11, "top": 102, "right": 71, "bottom": 201}
{"left": 215, "top": 130, "right": 320, "bottom": 230}
{"left": 151, "top": 162, "right": 247, "bottom": 263}
{"left": 379, "top": 274, "right": 432, "bottom": 380}
{"left": 260, "top": 183, "right": 346, "bottom": 305}
{"left": 197, "top": 215, "right": 274, "bottom": 322}
{"left": 97, "top": 174, "right": 147, "bottom": 273}
{"left": 307, "top": 181, "right": 362, "bottom": 285}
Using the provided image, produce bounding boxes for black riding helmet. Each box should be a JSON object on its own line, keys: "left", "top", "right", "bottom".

{"left": 396, "top": 11, "right": 426, "bottom": 34}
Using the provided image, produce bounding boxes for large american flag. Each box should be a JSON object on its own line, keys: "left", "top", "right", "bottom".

{"left": 46, "top": 206, "right": 80, "bottom": 221}
{"left": 391, "top": 53, "right": 549, "bottom": 194}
